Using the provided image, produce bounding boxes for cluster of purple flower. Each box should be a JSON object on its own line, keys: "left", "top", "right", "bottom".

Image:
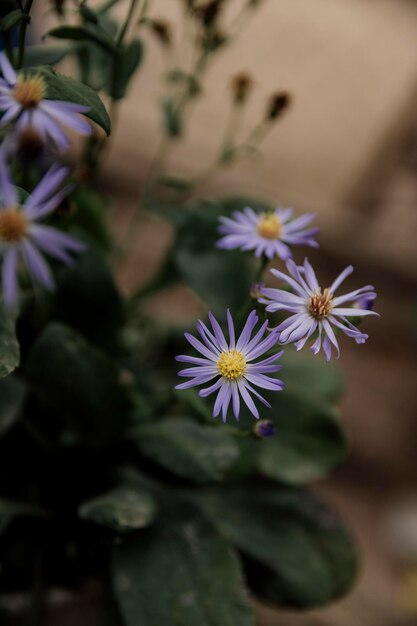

{"left": 176, "top": 205, "right": 378, "bottom": 422}
{"left": 0, "top": 52, "right": 91, "bottom": 307}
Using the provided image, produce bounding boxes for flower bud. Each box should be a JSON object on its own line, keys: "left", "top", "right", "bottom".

{"left": 231, "top": 72, "right": 253, "bottom": 105}
{"left": 250, "top": 282, "right": 265, "bottom": 300}
{"left": 150, "top": 19, "right": 171, "bottom": 46}
{"left": 266, "top": 92, "right": 291, "bottom": 121}
{"left": 254, "top": 419, "right": 276, "bottom": 438}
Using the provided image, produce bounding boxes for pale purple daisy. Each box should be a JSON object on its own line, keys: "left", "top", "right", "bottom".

{"left": 0, "top": 52, "right": 91, "bottom": 151}
{"left": 176, "top": 310, "right": 284, "bottom": 422}
{"left": 259, "top": 258, "right": 378, "bottom": 362}
{"left": 217, "top": 207, "right": 319, "bottom": 260}
{"left": 0, "top": 153, "right": 85, "bottom": 307}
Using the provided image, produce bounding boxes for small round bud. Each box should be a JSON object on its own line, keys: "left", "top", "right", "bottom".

{"left": 250, "top": 282, "right": 265, "bottom": 300}
{"left": 254, "top": 420, "right": 276, "bottom": 438}
{"left": 197, "top": 0, "right": 224, "bottom": 28}
{"left": 231, "top": 72, "right": 253, "bottom": 105}
{"left": 150, "top": 19, "right": 171, "bottom": 46}
{"left": 266, "top": 92, "right": 291, "bottom": 121}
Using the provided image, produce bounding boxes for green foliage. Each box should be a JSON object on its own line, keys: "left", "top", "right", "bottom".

{"left": 112, "top": 513, "right": 255, "bottom": 626}
{"left": 111, "top": 40, "right": 144, "bottom": 100}
{"left": 195, "top": 485, "right": 357, "bottom": 608}
{"left": 0, "top": 307, "right": 19, "bottom": 378}
{"left": 20, "top": 45, "right": 70, "bottom": 67}
{"left": 0, "top": 10, "right": 27, "bottom": 32}
{"left": 0, "top": 499, "right": 48, "bottom": 533}
{"left": 133, "top": 418, "right": 240, "bottom": 483}
{"left": 0, "top": 376, "right": 26, "bottom": 436}
{"left": 47, "top": 25, "right": 117, "bottom": 54}
{"left": 79, "top": 485, "right": 157, "bottom": 532}
{"left": 24, "top": 323, "right": 131, "bottom": 446}
{"left": 161, "top": 98, "right": 182, "bottom": 138}
{"left": 25, "top": 65, "right": 111, "bottom": 135}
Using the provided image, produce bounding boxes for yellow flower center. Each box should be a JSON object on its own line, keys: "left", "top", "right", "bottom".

{"left": 0, "top": 209, "right": 28, "bottom": 243}
{"left": 257, "top": 213, "right": 282, "bottom": 239}
{"left": 308, "top": 288, "right": 333, "bottom": 319}
{"left": 13, "top": 77, "right": 46, "bottom": 109}
{"left": 217, "top": 349, "right": 247, "bottom": 380}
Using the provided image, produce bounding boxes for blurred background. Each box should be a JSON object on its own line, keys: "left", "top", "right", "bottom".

{"left": 32, "top": 0, "right": 417, "bottom": 624}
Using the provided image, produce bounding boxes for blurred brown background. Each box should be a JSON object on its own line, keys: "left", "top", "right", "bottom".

{"left": 39, "top": 0, "right": 417, "bottom": 624}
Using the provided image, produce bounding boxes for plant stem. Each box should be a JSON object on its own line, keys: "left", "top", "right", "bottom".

{"left": 116, "top": 0, "right": 140, "bottom": 46}
{"left": 17, "top": 0, "right": 34, "bottom": 69}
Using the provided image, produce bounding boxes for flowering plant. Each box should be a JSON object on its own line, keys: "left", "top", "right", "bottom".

{"left": 0, "top": 1, "right": 377, "bottom": 623}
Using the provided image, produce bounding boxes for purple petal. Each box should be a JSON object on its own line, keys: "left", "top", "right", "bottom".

{"left": 40, "top": 101, "right": 92, "bottom": 135}
{"left": 0, "top": 53, "right": 17, "bottom": 85}
{"left": 21, "top": 239, "right": 54, "bottom": 291}
{"left": 329, "top": 265, "right": 353, "bottom": 293}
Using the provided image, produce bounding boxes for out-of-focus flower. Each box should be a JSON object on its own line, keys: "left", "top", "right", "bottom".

{"left": 254, "top": 419, "right": 276, "bottom": 438}
{"left": 0, "top": 153, "right": 85, "bottom": 307}
{"left": 266, "top": 92, "right": 291, "bottom": 121}
{"left": 260, "top": 258, "right": 378, "bottom": 361}
{"left": 217, "top": 207, "right": 319, "bottom": 260}
{"left": 176, "top": 310, "right": 284, "bottom": 421}
{"left": 0, "top": 53, "right": 91, "bottom": 151}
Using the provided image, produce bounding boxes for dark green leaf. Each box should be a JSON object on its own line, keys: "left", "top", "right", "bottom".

{"left": 110, "top": 39, "right": 144, "bottom": 100}
{"left": 79, "top": 485, "right": 157, "bottom": 531}
{"left": 65, "top": 185, "right": 112, "bottom": 251}
{"left": 24, "top": 323, "right": 131, "bottom": 446}
{"left": 172, "top": 205, "right": 256, "bottom": 315}
{"left": 25, "top": 65, "right": 111, "bottom": 134}
{"left": 0, "top": 499, "right": 48, "bottom": 533}
{"left": 55, "top": 248, "right": 123, "bottom": 348}
{"left": 113, "top": 516, "right": 255, "bottom": 626}
{"left": 20, "top": 44, "right": 70, "bottom": 67}
{"left": 256, "top": 388, "right": 347, "bottom": 484}
{"left": 0, "top": 307, "right": 19, "bottom": 378}
{"left": 280, "top": 349, "right": 345, "bottom": 403}
{"left": 0, "top": 376, "right": 26, "bottom": 437}
{"left": 161, "top": 98, "right": 182, "bottom": 138}
{"left": 0, "top": 10, "right": 26, "bottom": 32}
{"left": 46, "top": 25, "right": 117, "bottom": 54}
{"left": 196, "top": 486, "right": 357, "bottom": 608}
{"left": 133, "top": 418, "right": 239, "bottom": 483}
{"left": 158, "top": 175, "right": 193, "bottom": 191}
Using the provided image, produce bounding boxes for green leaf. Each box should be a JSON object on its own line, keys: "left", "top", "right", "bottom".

{"left": 110, "top": 39, "right": 144, "bottom": 100}
{"left": 256, "top": 388, "right": 347, "bottom": 484}
{"left": 24, "top": 323, "right": 131, "bottom": 446}
{"left": 25, "top": 65, "right": 111, "bottom": 135}
{"left": 0, "top": 10, "right": 27, "bottom": 32}
{"left": 196, "top": 486, "right": 357, "bottom": 608}
{"left": 64, "top": 185, "right": 112, "bottom": 251}
{"left": 280, "top": 349, "right": 345, "bottom": 403}
{"left": 20, "top": 45, "right": 70, "bottom": 67}
{"left": 112, "top": 516, "right": 255, "bottom": 626}
{"left": 46, "top": 25, "right": 117, "bottom": 54}
{"left": 172, "top": 205, "right": 256, "bottom": 315}
{"left": 0, "top": 499, "right": 48, "bottom": 533}
{"left": 161, "top": 98, "right": 182, "bottom": 138}
{"left": 0, "top": 307, "right": 19, "bottom": 378}
{"left": 79, "top": 485, "right": 157, "bottom": 531}
{"left": 55, "top": 248, "right": 124, "bottom": 348}
{"left": 0, "top": 376, "right": 26, "bottom": 437}
{"left": 133, "top": 418, "right": 239, "bottom": 483}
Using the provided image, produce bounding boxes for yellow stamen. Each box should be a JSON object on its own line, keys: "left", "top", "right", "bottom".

{"left": 13, "top": 77, "right": 46, "bottom": 109}
{"left": 257, "top": 213, "right": 282, "bottom": 239}
{"left": 0, "top": 209, "right": 28, "bottom": 243}
{"left": 308, "top": 288, "right": 333, "bottom": 319}
{"left": 217, "top": 349, "right": 247, "bottom": 380}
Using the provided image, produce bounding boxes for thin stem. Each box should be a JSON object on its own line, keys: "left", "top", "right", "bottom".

{"left": 116, "top": 0, "right": 140, "bottom": 46}
{"left": 17, "top": 0, "right": 34, "bottom": 69}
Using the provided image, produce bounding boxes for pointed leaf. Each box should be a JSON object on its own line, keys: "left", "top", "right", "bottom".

{"left": 0, "top": 307, "right": 19, "bottom": 378}
{"left": 79, "top": 485, "right": 157, "bottom": 531}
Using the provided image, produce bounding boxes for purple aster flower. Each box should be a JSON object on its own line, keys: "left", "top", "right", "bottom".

{"left": 0, "top": 152, "right": 85, "bottom": 307}
{"left": 259, "top": 258, "right": 378, "bottom": 362}
{"left": 176, "top": 310, "right": 284, "bottom": 422}
{"left": 0, "top": 52, "right": 91, "bottom": 151}
{"left": 217, "top": 206, "right": 319, "bottom": 260}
